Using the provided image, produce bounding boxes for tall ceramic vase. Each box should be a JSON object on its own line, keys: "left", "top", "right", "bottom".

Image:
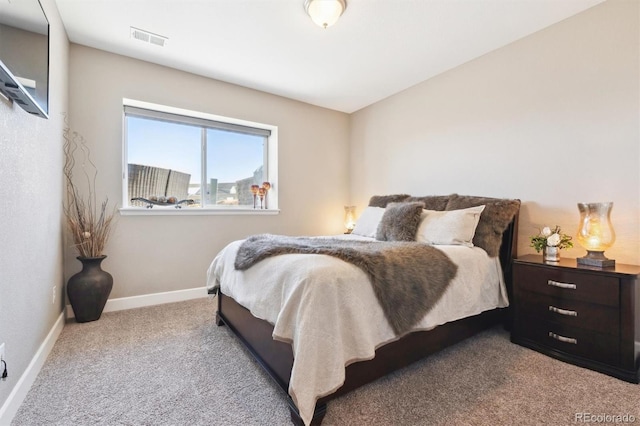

{"left": 67, "top": 255, "right": 113, "bottom": 323}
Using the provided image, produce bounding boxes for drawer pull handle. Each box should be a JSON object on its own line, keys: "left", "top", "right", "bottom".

{"left": 547, "top": 279, "right": 576, "bottom": 289}
{"left": 548, "top": 332, "right": 577, "bottom": 344}
{"left": 548, "top": 305, "right": 578, "bottom": 317}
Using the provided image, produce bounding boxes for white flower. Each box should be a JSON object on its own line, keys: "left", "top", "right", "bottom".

{"left": 541, "top": 227, "right": 552, "bottom": 237}
{"left": 547, "top": 233, "right": 561, "bottom": 247}
{"left": 82, "top": 231, "right": 91, "bottom": 239}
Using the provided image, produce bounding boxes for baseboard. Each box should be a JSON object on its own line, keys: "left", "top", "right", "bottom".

{"left": 66, "top": 287, "right": 208, "bottom": 319}
{"left": 0, "top": 312, "right": 65, "bottom": 425}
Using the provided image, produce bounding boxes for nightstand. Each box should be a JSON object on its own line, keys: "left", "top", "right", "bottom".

{"left": 511, "top": 254, "right": 640, "bottom": 383}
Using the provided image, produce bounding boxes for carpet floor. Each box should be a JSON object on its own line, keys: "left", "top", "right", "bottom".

{"left": 12, "top": 297, "right": 640, "bottom": 425}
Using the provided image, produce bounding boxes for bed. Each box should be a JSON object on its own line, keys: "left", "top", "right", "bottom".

{"left": 207, "top": 193, "right": 520, "bottom": 425}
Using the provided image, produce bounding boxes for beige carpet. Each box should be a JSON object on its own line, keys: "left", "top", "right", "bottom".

{"left": 12, "top": 297, "right": 640, "bottom": 425}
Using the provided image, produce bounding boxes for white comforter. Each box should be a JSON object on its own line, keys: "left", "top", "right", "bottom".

{"left": 206, "top": 234, "right": 508, "bottom": 426}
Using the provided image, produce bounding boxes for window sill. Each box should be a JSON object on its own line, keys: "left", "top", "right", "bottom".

{"left": 119, "top": 207, "right": 280, "bottom": 216}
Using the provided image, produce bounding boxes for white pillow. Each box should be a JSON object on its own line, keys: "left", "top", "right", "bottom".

{"left": 415, "top": 205, "right": 485, "bottom": 247}
{"left": 351, "top": 206, "right": 386, "bottom": 238}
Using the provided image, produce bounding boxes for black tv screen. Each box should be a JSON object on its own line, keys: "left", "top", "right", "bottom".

{"left": 0, "top": 0, "right": 49, "bottom": 118}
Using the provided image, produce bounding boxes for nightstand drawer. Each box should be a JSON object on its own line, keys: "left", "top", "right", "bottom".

{"left": 516, "top": 316, "right": 620, "bottom": 366}
{"left": 515, "top": 291, "right": 619, "bottom": 336}
{"left": 514, "top": 264, "right": 619, "bottom": 307}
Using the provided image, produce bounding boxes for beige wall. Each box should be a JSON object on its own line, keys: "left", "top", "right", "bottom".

{"left": 0, "top": 0, "right": 68, "bottom": 414}
{"left": 350, "top": 0, "right": 639, "bottom": 264}
{"left": 67, "top": 45, "right": 350, "bottom": 298}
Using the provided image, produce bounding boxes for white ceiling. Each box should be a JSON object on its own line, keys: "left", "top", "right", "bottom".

{"left": 54, "top": 0, "right": 605, "bottom": 113}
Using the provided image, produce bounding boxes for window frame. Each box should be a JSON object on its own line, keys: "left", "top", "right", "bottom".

{"left": 120, "top": 99, "right": 278, "bottom": 216}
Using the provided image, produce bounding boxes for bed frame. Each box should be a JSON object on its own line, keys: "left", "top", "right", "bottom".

{"left": 215, "top": 216, "right": 519, "bottom": 425}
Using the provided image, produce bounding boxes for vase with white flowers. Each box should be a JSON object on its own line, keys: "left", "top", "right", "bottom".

{"left": 63, "top": 125, "right": 117, "bottom": 322}
{"left": 530, "top": 225, "right": 573, "bottom": 262}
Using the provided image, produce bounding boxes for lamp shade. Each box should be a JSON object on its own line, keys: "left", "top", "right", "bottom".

{"left": 305, "top": 0, "right": 346, "bottom": 28}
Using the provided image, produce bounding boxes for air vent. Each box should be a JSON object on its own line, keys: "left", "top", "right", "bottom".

{"left": 130, "top": 27, "right": 167, "bottom": 47}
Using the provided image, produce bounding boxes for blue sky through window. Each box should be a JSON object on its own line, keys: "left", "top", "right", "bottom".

{"left": 127, "top": 116, "right": 264, "bottom": 184}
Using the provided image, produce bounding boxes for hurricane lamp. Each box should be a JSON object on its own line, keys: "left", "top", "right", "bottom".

{"left": 344, "top": 205, "right": 356, "bottom": 234}
{"left": 576, "top": 202, "right": 615, "bottom": 268}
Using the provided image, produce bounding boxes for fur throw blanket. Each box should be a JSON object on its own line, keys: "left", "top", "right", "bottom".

{"left": 235, "top": 234, "right": 458, "bottom": 335}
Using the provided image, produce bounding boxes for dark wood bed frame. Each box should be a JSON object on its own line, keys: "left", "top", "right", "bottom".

{"left": 215, "top": 217, "right": 519, "bottom": 425}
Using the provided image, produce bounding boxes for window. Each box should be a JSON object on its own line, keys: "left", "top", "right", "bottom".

{"left": 123, "top": 100, "right": 277, "bottom": 213}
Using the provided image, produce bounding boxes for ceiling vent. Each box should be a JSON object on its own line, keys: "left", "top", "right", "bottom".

{"left": 130, "top": 27, "right": 167, "bottom": 47}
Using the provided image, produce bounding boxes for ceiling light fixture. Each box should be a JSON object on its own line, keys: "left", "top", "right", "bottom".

{"left": 304, "top": 0, "right": 347, "bottom": 29}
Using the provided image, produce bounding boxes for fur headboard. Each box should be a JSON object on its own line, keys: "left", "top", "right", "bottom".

{"left": 367, "top": 193, "right": 520, "bottom": 298}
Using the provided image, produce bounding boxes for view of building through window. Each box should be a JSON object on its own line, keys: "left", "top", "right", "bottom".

{"left": 206, "top": 128, "right": 264, "bottom": 207}
{"left": 124, "top": 107, "right": 270, "bottom": 209}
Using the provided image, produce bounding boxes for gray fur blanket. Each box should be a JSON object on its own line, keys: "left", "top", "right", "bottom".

{"left": 235, "top": 234, "right": 458, "bottom": 335}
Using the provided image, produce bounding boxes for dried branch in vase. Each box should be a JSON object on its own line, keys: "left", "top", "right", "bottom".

{"left": 63, "top": 125, "right": 117, "bottom": 258}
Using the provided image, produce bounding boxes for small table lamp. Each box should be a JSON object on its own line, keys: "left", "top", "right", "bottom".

{"left": 344, "top": 206, "right": 356, "bottom": 234}
{"left": 576, "top": 202, "right": 615, "bottom": 268}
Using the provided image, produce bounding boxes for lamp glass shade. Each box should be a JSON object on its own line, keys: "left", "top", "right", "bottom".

{"left": 576, "top": 202, "right": 615, "bottom": 252}
{"left": 344, "top": 205, "right": 356, "bottom": 233}
{"left": 305, "top": 0, "right": 346, "bottom": 28}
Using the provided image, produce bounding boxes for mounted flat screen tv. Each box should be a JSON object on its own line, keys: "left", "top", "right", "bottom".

{"left": 0, "top": 0, "right": 49, "bottom": 118}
